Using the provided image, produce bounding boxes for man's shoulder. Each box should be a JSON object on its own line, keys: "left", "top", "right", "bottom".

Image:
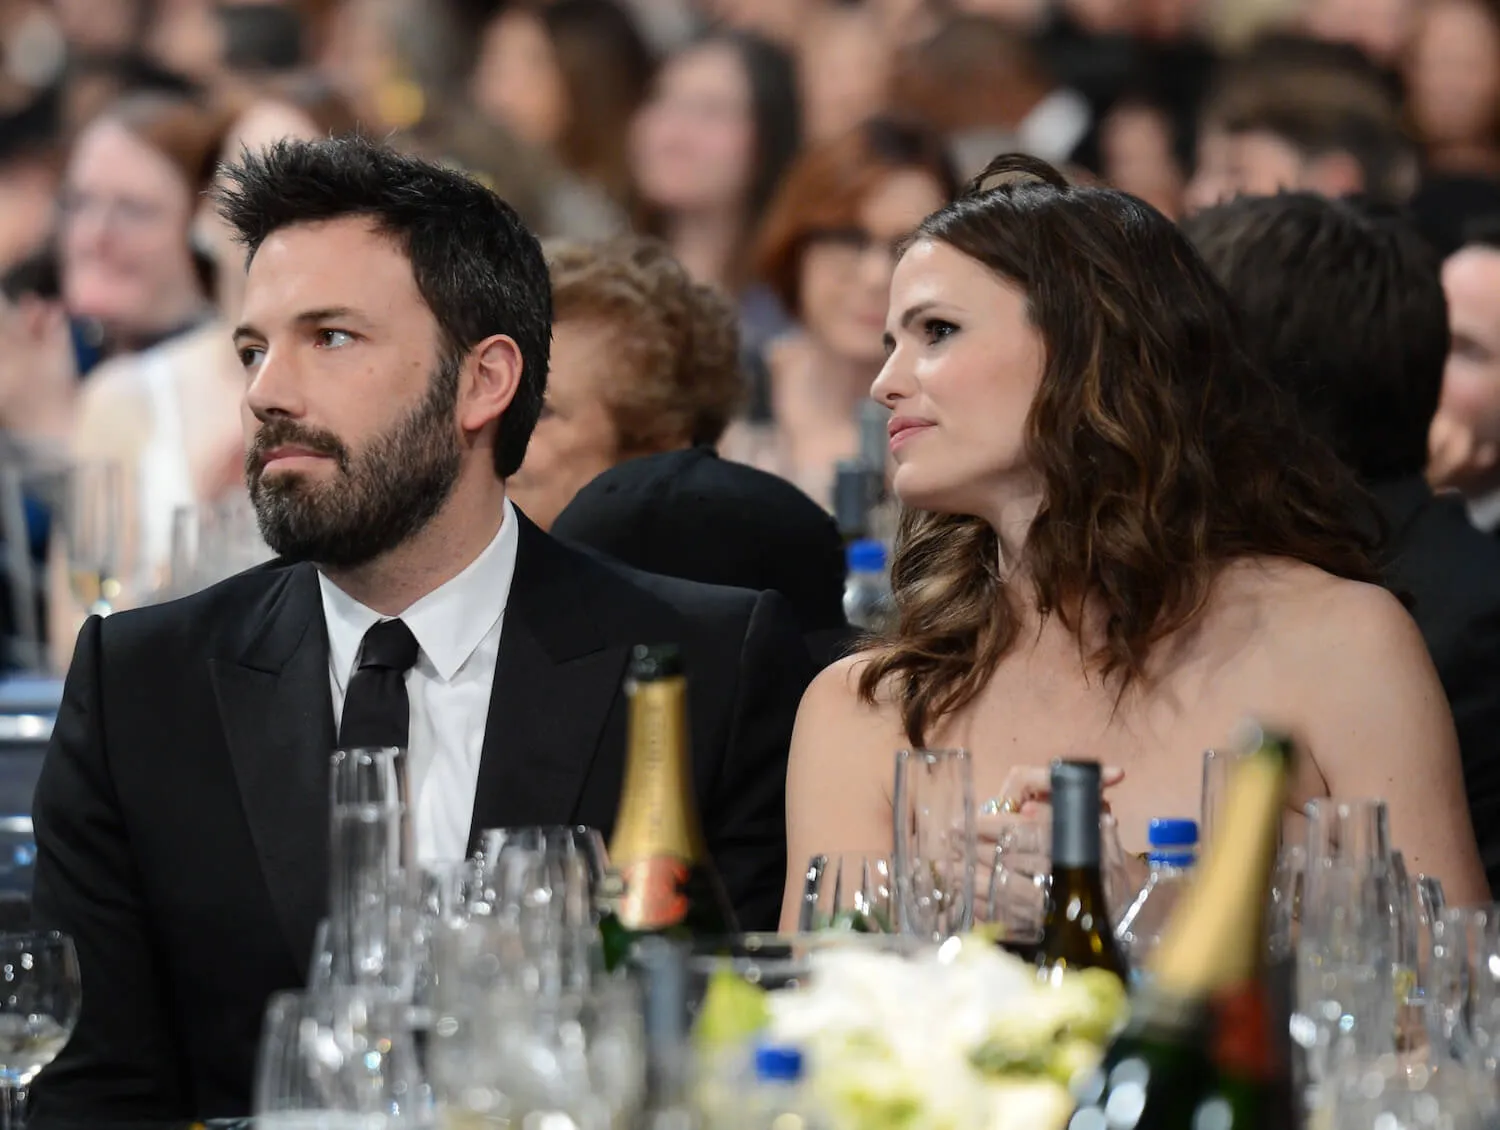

{"left": 93, "top": 559, "right": 312, "bottom": 657}
{"left": 1387, "top": 486, "right": 1500, "bottom": 616}
{"left": 536, "top": 533, "right": 767, "bottom": 622}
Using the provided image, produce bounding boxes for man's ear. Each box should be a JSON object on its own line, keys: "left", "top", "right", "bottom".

{"left": 459, "top": 334, "right": 524, "bottom": 434}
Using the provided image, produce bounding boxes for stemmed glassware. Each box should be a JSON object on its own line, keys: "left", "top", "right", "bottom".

{"left": 0, "top": 931, "right": 81, "bottom": 1129}
{"left": 893, "top": 748, "right": 976, "bottom": 941}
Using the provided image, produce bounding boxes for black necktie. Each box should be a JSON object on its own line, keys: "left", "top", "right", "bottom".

{"left": 338, "top": 619, "right": 420, "bottom": 749}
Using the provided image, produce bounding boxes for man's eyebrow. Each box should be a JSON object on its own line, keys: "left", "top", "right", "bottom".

{"left": 233, "top": 307, "right": 369, "bottom": 343}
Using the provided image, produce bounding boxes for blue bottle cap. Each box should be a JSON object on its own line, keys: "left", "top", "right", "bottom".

{"left": 754, "top": 1043, "right": 805, "bottom": 1082}
{"left": 846, "top": 539, "right": 887, "bottom": 572}
{"left": 1147, "top": 818, "right": 1198, "bottom": 848}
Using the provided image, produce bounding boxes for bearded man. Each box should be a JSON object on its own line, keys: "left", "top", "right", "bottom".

{"left": 29, "top": 136, "right": 811, "bottom": 1126}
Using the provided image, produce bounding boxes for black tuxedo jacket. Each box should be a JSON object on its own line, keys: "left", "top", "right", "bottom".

{"left": 28, "top": 516, "right": 813, "bottom": 1125}
{"left": 1373, "top": 476, "right": 1500, "bottom": 895}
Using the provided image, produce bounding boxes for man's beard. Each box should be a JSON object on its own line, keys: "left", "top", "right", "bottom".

{"left": 246, "top": 357, "right": 463, "bottom": 570}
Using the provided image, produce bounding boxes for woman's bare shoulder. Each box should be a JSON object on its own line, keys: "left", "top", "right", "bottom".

{"left": 1214, "top": 557, "right": 1419, "bottom": 665}
{"left": 795, "top": 652, "right": 907, "bottom": 748}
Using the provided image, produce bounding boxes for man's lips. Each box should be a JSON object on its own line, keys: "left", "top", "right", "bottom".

{"left": 258, "top": 446, "right": 335, "bottom": 470}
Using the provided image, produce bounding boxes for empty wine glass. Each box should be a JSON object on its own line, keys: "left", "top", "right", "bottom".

{"left": 893, "top": 748, "right": 976, "bottom": 941}
{"left": 254, "top": 987, "right": 432, "bottom": 1129}
{"left": 798, "top": 854, "right": 897, "bottom": 933}
{"left": 0, "top": 931, "right": 81, "bottom": 1128}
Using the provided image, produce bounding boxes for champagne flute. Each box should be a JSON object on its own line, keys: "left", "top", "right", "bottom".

{"left": 0, "top": 931, "right": 81, "bottom": 1129}
{"left": 64, "top": 462, "right": 124, "bottom": 617}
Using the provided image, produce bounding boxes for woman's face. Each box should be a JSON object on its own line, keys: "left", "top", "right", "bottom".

{"left": 873, "top": 238, "right": 1045, "bottom": 518}
{"left": 59, "top": 117, "right": 202, "bottom": 340}
{"left": 798, "top": 169, "right": 949, "bottom": 367}
{"left": 472, "top": 8, "right": 569, "bottom": 150}
{"left": 630, "top": 42, "right": 755, "bottom": 213}
{"left": 1408, "top": 0, "right": 1500, "bottom": 148}
{"left": 508, "top": 318, "right": 621, "bottom": 530}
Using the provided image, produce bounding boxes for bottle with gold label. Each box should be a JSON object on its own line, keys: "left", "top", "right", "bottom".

{"left": 599, "top": 643, "right": 739, "bottom": 971}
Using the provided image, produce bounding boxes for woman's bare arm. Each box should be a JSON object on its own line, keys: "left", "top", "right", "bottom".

{"left": 779, "top": 656, "right": 906, "bottom": 932}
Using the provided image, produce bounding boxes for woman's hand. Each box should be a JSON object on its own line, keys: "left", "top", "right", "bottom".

{"left": 980, "top": 764, "right": 1126, "bottom": 819}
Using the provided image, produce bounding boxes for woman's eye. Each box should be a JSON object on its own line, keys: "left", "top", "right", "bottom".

{"left": 923, "top": 318, "right": 957, "bottom": 344}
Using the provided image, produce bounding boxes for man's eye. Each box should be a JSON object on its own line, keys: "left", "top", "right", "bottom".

{"left": 238, "top": 346, "right": 264, "bottom": 368}
{"left": 316, "top": 329, "right": 355, "bottom": 349}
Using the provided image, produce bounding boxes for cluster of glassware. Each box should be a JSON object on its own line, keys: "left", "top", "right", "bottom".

{"left": 255, "top": 746, "right": 651, "bottom": 1130}
{"left": 795, "top": 748, "right": 1135, "bottom": 943}
{"left": 794, "top": 746, "right": 1500, "bottom": 1130}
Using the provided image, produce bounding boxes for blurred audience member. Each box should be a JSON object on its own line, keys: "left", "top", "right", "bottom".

{"left": 1406, "top": 0, "right": 1500, "bottom": 178}
{"left": 1184, "top": 34, "right": 1402, "bottom": 213}
{"left": 0, "top": 248, "right": 77, "bottom": 467}
{"left": 1098, "top": 91, "right": 1185, "bottom": 218}
{"left": 1301, "top": 0, "right": 1418, "bottom": 69}
{"left": 893, "top": 14, "right": 1092, "bottom": 179}
{"left": 726, "top": 117, "right": 955, "bottom": 507}
{"left": 0, "top": 114, "right": 62, "bottom": 273}
{"left": 797, "top": 4, "right": 892, "bottom": 145}
{"left": 470, "top": 0, "right": 656, "bottom": 208}
{"left": 1430, "top": 222, "right": 1500, "bottom": 517}
{"left": 1188, "top": 193, "right": 1500, "bottom": 892}
{"left": 552, "top": 446, "right": 855, "bottom": 669}
{"left": 49, "top": 0, "right": 149, "bottom": 60}
{"left": 57, "top": 91, "right": 225, "bottom": 362}
{"left": 630, "top": 30, "right": 801, "bottom": 352}
{"left": 1184, "top": 51, "right": 1415, "bottom": 211}
{"left": 696, "top": 0, "right": 811, "bottom": 50}
{"left": 508, "top": 235, "right": 744, "bottom": 529}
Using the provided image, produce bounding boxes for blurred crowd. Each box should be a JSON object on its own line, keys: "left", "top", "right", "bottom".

{"left": 5, "top": 0, "right": 1500, "bottom": 675}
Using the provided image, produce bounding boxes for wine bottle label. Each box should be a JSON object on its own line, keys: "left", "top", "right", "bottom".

{"left": 612, "top": 855, "right": 691, "bottom": 930}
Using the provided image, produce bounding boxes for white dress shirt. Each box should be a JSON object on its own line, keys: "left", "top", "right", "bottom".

{"left": 318, "top": 499, "right": 520, "bottom": 866}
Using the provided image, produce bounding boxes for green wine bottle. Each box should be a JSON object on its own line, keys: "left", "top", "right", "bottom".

{"left": 597, "top": 644, "right": 740, "bottom": 972}
{"left": 1067, "top": 725, "right": 1294, "bottom": 1130}
{"left": 1036, "top": 760, "right": 1129, "bottom": 984}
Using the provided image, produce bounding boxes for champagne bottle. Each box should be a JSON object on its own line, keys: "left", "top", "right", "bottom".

{"left": 599, "top": 644, "right": 739, "bottom": 971}
{"left": 1067, "top": 725, "right": 1294, "bottom": 1130}
{"left": 1036, "top": 760, "right": 1128, "bottom": 983}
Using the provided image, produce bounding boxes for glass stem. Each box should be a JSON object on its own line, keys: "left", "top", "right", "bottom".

{"left": 0, "top": 1082, "right": 25, "bottom": 1130}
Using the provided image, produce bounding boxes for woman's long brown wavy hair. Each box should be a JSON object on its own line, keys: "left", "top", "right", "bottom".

{"left": 858, "top": 154, "right": 1383, "bottom": 747}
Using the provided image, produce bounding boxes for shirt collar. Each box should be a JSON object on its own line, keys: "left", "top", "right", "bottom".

{"left": 318, "top": 498, "right": 521, "bottom": 686}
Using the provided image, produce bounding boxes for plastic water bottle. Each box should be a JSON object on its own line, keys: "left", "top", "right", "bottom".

{"left": 1114, "top": 817, "right": 1198, "bottom": 982}
{"left": 747, "top": 1043, "right": 820, "bottom": 1130}
{"left": 843, "top": 539, "right": 894, "bottom": 634}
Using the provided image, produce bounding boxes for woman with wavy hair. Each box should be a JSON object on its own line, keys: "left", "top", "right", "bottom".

{"left": 780, "top": 154, "right": 1490, "bottom": 925}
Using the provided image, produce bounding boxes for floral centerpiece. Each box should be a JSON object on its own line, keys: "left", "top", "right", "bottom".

{"left": 694, "top": 936, "right": 1128, "bottom": 1130}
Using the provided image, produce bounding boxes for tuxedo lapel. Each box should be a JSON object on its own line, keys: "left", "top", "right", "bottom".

{"left": 210, "top": 564, "right": 335, "bottom": 975}
{"left": 468, "top": 516, "right": 629, "bottom": 851}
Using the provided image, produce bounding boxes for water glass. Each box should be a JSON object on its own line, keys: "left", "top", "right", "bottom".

{"left": 797, "top": 854, "right": 897, "bottom": 933}
{"left": 327, "top": 748, "right": 414, "bottom": 992}
{"left": 0, "top": 932, "right": 80, "bottom": 1129}
{"left": 893, "top": 748, "right": 975, "bottom": 941}
{"left": 254, "top": 987, "right": 432, "bottom": 1129}
{"left": 1305, "top": 798, "right": 1392, "bottom": 870}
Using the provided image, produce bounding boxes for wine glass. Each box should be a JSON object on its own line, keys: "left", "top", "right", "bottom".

{"left": 0, "top": 931, "right": 81, "bottom": 1128}
{"left": 893, "top": 748, "right": 975, "bottom": 941}
{"left": 798, "top": 854, "right": 897, "bottom": 933}
{"left": 63, "top": 462, "right": 125, "bottom": 617}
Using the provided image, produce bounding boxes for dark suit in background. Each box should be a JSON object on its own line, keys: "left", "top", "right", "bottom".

{"left": 1372, "top": 476, "right": 1500, "bottom": 893}
{"left": 29, "top": 515, "right": 812, "bottom": 1125}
